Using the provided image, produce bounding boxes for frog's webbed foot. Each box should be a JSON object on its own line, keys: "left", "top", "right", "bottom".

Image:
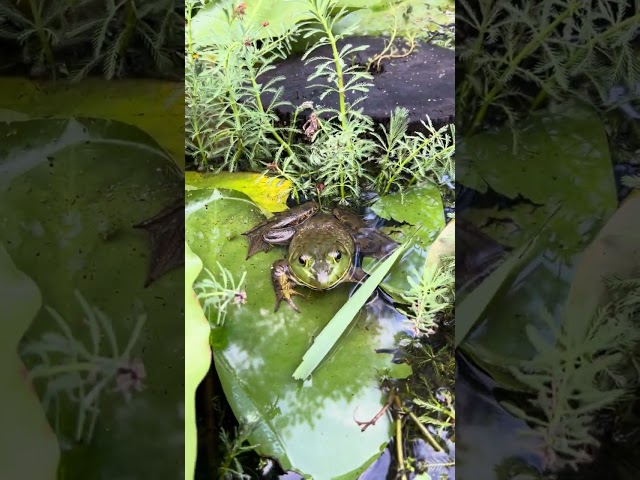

{"left": 355, "top": 229, "right": 398, "bottom": 259}
{"left": 271, "top": 259, "right": 303, "bottom": 312}
{"left": 243, "top": 227, "right": 273, "bottom": 259}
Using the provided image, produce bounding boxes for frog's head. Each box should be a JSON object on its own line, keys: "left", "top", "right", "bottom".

{"left": 288, "top": 240, "right": 352, "bottom": 290}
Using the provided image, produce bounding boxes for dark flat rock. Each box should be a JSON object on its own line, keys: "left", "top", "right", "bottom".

{"left": 260, "top": 36, "right": 454, "bottom": 133}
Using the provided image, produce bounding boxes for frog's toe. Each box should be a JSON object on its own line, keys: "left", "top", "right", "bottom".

{"left": 244, "top": 228, "right": 272, "bottom": 258}
{"left": 286, "top": 297, "right": 301, "bottom": 312}
{"left": 356, "top": 230, "right": 398, "bottom": 259}
{"left": 274, "top": 294, "right": 301, "bottom": 313}
{"left": 246, "top": 240, "right": 271, "bottom": 259}
{"left": 350, "top": 267, "right": 367, "bottom": 283}
{"left": 271, "top": 260, "right": 302, "bottom": 312}
{"left": 276, "top": 286, "right": 303, "bottom": 312}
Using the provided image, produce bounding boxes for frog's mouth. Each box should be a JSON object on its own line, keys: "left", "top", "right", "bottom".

{"left": 312, "top": 259, "right": 349, "bottom": 288}
{"left": 315, "top": 270, "right": 329, "bottom": 285}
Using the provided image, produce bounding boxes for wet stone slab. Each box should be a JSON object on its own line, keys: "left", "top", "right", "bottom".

{"left": 259, "top": 36, "right": 454, "bottom": 133}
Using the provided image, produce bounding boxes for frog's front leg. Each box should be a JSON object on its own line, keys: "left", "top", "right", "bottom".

{"left": 271, "top": 259, "right": 304, "bottom": 312}
{"left": 347, "top": 266, "right": 367, "bottom": 284}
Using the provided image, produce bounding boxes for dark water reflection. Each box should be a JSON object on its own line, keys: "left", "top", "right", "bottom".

{"left": 456, "top": 354, "right": 543, "bottom": 479}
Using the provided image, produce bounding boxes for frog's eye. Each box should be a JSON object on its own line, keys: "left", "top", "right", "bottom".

{"left": 298, "top": 255, "right": 309, "bottom": 266}
{"left": 331, "top": 250, "right": 342, "bottom": 261}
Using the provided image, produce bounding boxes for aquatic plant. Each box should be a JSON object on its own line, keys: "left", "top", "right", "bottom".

{"left": 21, "top": 290, "right": 147, "bottom": 446}
{"left": 194, "top": 262, "right": 247, "bottom": 327}
{"left": 399, "top": 255, "right": 455, "bottom": 337}
{"left": 504, "top": 275, "right": 640, "bottom": 471}
{"left": 457, "top": 0, "right": 640, "bottom": 136}
{"left": 0, "top": 0, "right": 182, "bottom": 79}
{"left": 185, "top": 0, "right": 455, "bottom": 204}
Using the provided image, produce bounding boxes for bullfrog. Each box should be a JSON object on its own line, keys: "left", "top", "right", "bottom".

{"left": 243, "top": 201, "right": 397, "bottom": 312}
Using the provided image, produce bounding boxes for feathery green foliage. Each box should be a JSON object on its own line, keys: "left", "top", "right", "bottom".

{"left": 503, "top": 274, "right": 640, "bottom": 471}
{"left": 71, "top": 0, "right": 181, "bottom": 80}
{"left": 185, "top": 0, "right": 301, "bottom": 174}
{"left": 399, "top": 255, "right": 454, "bottom": 336}
{"left": 185, "top": 0, "right": 455, "bottom": 205}
{"left": 372, "top": 107, "right": 455, "bottom": 196}
{"left": 457, "top": 0, "right": 640, "bottom": 135}
{"left": 0, "top": 0, "right": 182, "bottom": 79}
{"left": 218, "top": 423, "right": 260, "bottom": 480}
{"left": 193, "top": 262, "right": 248, "bottom": 327}
{"left": 21, "top": 290, "right": 147, "bottom": 446}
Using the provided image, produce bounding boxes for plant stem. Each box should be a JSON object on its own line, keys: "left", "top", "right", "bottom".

{"left": 396, "top": 416, "right": 407, "bottom": 480}
{"left": 185, "top": 2, "right": 208, "bottom": 165}
{"left": 223, "top": 44, "right": 247, "bottom": 169}
{"left": 383, "top": 137, "right": 429, "bottom": 194}
{"left": 407, "top": 410, "right": 444, "bottom": 452}
{"left": 122, "top": 313, "right": 146, "bottom": 358}
{"left": 368, "top": 4, "right": 399, "bottom": 72}
{"left": 28, "top": 0, "right": 55, "bottom": 77}
{"left": 117, "top": 0, "right": 137, "bottom": 69}
{"left": 248, "top": 74, "right": 296, "bottom": 159}
{"left": 457, "top": 1, "right": 496, "bottom": 115}
{"left": 314, "top": 1, "right": 348, "bottom": 200}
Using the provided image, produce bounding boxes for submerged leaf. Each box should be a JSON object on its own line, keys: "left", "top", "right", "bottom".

{"left": 0, "top": 118, "right": 184, "bottom": 477}
{"left": 0, "top": 78, "right": 183, "bottom": 166}
{"left": 334, "top": 0, "right": 454, "bottom": 37}
{"left": 191, "top": 0, "right": 311, "bottom": 47}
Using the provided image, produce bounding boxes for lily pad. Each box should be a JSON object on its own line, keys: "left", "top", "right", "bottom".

{"left": 186, "top": 187, "right": 412, "bottom": 479}
{"left": 334, "top": 0, "right": 454, "bottom": 37}
{"left": 425, "top": 218, "right": 454, "bottom": 268}
{"left": 458, "top": 103, "right": 616, "bottom": 253}
{"left": 0, "top": 243, "right": 59, "bottom": 480}
{"left": 370, "top": 182, "right": 445, "bottom": 249}
{"left": 562, "top": 190, "right": 640, "bottom": 337}
{"left": 0, "top": 118, "right": 184, "bottom": 477}
{"left": 0, "top": 77, "right": 184, "bottom": 167}
{"left": 185, "top": 171, "right": 291, "bottom": 213}
{"left": 367, "top": 183, "right": 446, "bottom": 302}
{"left": 190, "top": 0, "right": 310, "bottom": 47}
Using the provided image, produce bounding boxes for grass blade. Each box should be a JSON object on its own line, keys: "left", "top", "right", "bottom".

{"left": 455, "top": 236, "right": 538, "bottom": 347}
